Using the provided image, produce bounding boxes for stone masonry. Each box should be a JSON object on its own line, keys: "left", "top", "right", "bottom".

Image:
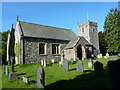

{"left": 24, "top": 37, "right": 68, "bottom": 64}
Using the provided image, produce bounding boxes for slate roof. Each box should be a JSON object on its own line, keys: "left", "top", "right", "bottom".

{"left": 19, "top": 21, "right": 77, "bottom": 41}
{"left": 65, "top": 36, "right": 91, "bottom": 49}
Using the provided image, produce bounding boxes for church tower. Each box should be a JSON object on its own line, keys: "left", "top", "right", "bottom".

{"left": 78, "top": 20, "right": 100, "bottom": 55}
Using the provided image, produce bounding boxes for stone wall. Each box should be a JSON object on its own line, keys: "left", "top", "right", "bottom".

{"left": 23, "top": 37, "right": 68, "bottom": 64}
{"left": 64, "top": 48, "right": 76, "bottom": 60}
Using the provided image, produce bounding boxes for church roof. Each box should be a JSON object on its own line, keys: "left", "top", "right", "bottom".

{"left": 65, "top": 36, "right": 91, "bottom": 49}
{"left": 19, "top": 21, "right": 77, "bottom": 41}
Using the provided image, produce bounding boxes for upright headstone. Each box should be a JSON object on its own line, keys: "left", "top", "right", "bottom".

{"left": 8, "top": 57, "right": 18, "bottom": 81}
{"left": 118, "top": 53, "right": 120, "bottom": 57}
{"left": 104, "top": 56, "right": 108, "bottom": 59}
{"left": 91, "top": 54, "right": 94, "bottom": 59}
{"left": 51, "top": 59, "right": 55, "bottom": 63}
{"left": 63, "top": 60, "right": 69, "bottom": 71}
{"left": 108, "top": 60, "right": 120, "bottom": 88}
{"left": 2, "top": 65, "right": 4, "bottom": 73}
{"left": 76, "top": 60, "right": 83, "bottom": 72}
{"left": 97, "top": 54, "right": 100, "bottom": 59}
{"left": 94, "top": 60, "right": 104, "bottom": 75}
{"left": 70, "top": 58, "right": 73, "bottom": 63}
{"left": 41, "top": 60, "right": 44, "bottom": 66}
{"left": 5, "top": 66, "right": 9, "bottom": 76}
{"left": 100, "top": 54, "right": 102, "bottom": 58}
{"left": 43, "top": 60, "right": 46, "bottom": 67}
{"left": 61, "top": 52, "right": 64, "bottom": 65}
{"left": 106, "top": 53, "right": 109, "bottom": 58}
{"left": 88, "top": 59, "right": 92, "bottom": 68}
{"left": 37, "top": 67, "right": 45, "bottom": 88}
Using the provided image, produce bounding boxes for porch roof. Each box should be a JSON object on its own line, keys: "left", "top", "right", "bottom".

{"left": 65, "top": 36, "right": 91, "bottom": 49}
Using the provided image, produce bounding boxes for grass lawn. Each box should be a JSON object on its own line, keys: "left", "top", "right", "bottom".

{"left": 1, "top": 57, "right": 116, "bottom": 88}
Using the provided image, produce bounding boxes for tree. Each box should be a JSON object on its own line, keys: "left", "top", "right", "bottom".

{"left": 0, "top": 30, "right": 10, "bottom": 64}
{"left": 103, "top": 8, "right": 120, "bottom": 54}
{"left": 98, "top": 31, "right": 107, "bottom": 56}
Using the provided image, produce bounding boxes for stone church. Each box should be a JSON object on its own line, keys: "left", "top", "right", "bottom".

{"left": 7, "top": 18, "right": 100, "bottom": 64}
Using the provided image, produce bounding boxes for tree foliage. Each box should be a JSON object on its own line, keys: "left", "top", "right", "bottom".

{"left": 103, "top": 8, "right": 120, "bottom": 53}
{"left": 0, "top": 30, "right": 10, "bottom": 64}
{"left": 98, "top": 31, "right": 107, "bottom": 55}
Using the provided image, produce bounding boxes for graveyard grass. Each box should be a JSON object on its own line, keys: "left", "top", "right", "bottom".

{"left": 1, "top": 57, "right": 116, "bottom": 88}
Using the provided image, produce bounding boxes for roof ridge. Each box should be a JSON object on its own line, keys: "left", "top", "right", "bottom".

{"left": 19, "top": 20, "right": 71, "bottom": 31}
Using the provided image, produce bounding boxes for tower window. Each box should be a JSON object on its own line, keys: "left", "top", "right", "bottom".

{"left": 82, "top": 28, "right": 84, "bottom": 32}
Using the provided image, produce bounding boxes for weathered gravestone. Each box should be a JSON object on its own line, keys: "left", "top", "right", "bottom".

{"left": 97, "top": 54, "right": 100, "bottom": 59}
{"left": 100, "top": 54, "right": 102, "bottom": 58}
{"left": 8, "top": 72, "right": 18, "bottom": 80}
{"left": 43, "top": 60, "right": 46, "bottom": 67}
{"left": 37, "top": 67, "right": 45, "bottom": 88}
{"left": 63, "top": 60, "right": 69, "bottom": 71}
{"left": 70, "top": 58, "right": 73, "bottom": 63}
{"left": 51, "top": 59, "right": 55, "bottom": 63}
{"left": 5, "top": 66, "right": 9, "bottom": 76}
{"left": 88, "top": 59, "right": 92, "bottom": 68}
{"left": 108, "top": 60, "right": 120, "bottom": 88}
{"left": 118, "top": 53, "right": 120, "bottom": 57}
{"left": 41, "top": 60, "right": 44, "bottom": 66}
{"left": 106, "top": 53, "right": 109, "bottom": 58}
{"left": 91, "top": 54, "right": 94, "bottom": 59}
{"left": 94, "top": 60, "right": 104, "bottom": 75}
{"left": 8, "top": 58, "right": 18, "bottom": 81}
{"left": 104, "top": 56, "right": 108, "bottom": 59}
{"left": 2, "top": 65, "right": 4, "bottom": 73}
{"left": 61, "top": 52, "right": 64, "bottom": 65}
{"left": 23, "top": 77, "right": 29, "bottom": 84}
{"left": 76, "top": 60, "right": 83, "bottom": 72}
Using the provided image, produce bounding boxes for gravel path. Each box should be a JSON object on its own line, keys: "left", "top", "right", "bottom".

{"left": 110, "top": 56, "right": 120, "bottom": 60}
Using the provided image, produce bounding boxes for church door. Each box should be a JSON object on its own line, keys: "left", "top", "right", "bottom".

{"left": 77, "top": 45, "right": 82, "bottom": 60}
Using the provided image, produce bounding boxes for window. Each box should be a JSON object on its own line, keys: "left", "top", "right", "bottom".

{"left": 52, "top": 44, "right": 60, "bottom": 54}
{"left": 39, "top": 43, "right": 45, "bottom": 54}
{"left": 82, "top": 28, "right": 84, "bottom": 32}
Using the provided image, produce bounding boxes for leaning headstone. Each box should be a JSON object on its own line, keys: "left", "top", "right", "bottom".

{"left": 23, "top": 77, "right": 29, "bottom": 84}
{"left": 5, "top": 66, "right": 9, "bottom": 76}
{"left": 43, "top": 60, "right": 46, "bottom": 67}
{"left": 76, "top": 60, "right": 83, "bottom": 72}
{"left": 108, "top": 60, "right": 120, "bottom": 88}
{"left": 94, "top": 60, "right": 104, "bottom": 75}
{"left": 41, "top": 60, "right": 44, "bottom": 66}
{"left": 37, "top": 67, "right": 45, "bottom": 88}
{"left": 63, "top": 60, "right": 69, "bottom": 71}
{"left": 88, "top": 59, "right": 92, "bottom": 68}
